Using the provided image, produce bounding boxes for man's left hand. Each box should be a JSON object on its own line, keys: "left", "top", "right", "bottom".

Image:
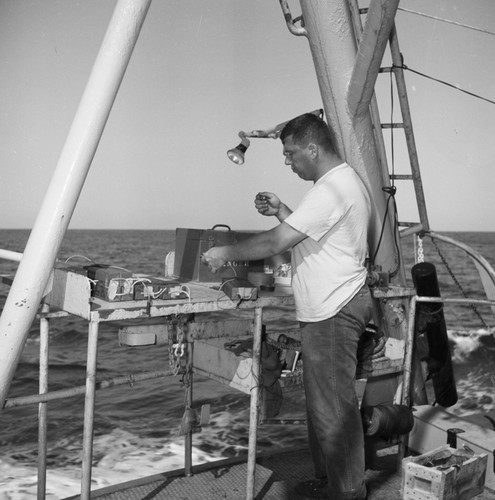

{"left": 201, "top": 247, "right": 229, "bottom": 273}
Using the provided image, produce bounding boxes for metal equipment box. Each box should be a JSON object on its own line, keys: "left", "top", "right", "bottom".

{"left": 401, "top": 445, "right": 488, "bottom": 500}
{"left": 174, "top": 225, "right": 264, "bottom": 282}
{"left": 87, "top": 265, "right": 134, "bottom": 302}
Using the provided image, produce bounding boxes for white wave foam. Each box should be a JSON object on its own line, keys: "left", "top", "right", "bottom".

{"left": 0, "top": 428, "right": 221, "bottom": 499}
{"left": 0, "top": 458, "right": 80, "bottom": 500}
{"left": 448, "top": 328, "right": 495, "bottom": 362}
{"left": 451, "top": 335, "right": 481, "bottom": 362}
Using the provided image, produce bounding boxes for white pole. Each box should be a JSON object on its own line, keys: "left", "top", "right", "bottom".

{"left": 81, "top": 321, "right": 100, "bottom": 499}
{"left": 0, "top": 0, "right": 152, "bottom": 411}
{"left": 246, "top": 306, "right": 263, "bottom": 500}
{"left": 37, "top": 304, "right": 50, "bottom": 500}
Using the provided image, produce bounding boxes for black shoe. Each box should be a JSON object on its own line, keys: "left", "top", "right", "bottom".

{"left": 294, "top": 478, "right": 329, "bottom": 498}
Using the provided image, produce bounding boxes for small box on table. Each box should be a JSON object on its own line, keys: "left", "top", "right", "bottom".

{"left": 87, "top": 265, "right": 134, "bottom": 302}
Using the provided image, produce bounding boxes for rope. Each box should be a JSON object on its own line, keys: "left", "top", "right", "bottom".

{"left": 371, "top": 334, "right": 387, "bottom": 360}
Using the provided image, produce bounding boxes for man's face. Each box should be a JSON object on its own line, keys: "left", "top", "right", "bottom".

{"left": 282, "top": 135, "right": 312, "bottom": 180}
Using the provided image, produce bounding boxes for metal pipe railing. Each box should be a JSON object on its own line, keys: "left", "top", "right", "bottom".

{"left": 0, "top": 249, "right": 23, "bottom": 262}
{"left": 246, "top": 307, "right": 263, "bottom": 500}
{"left": 401, "top": 292, "right": 495, "bottom": 405}
{"left": 81, "top": 321, "right": 99, "bottom": 500}
{"left": 4, "top": 369, "right": 174, "bottom": 409}
{"left": 278, "top": 0, "right": 307, "bottom": 36}
{"left": 416, "top": 296, "right": 495, "bottom": 307}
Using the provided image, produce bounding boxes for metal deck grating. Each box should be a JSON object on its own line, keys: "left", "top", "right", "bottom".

{"left": 91, "top": 463, "right": 273, "bottom": 499}
{"left": 69, "top": 447, "right": 495, "bottom": 500}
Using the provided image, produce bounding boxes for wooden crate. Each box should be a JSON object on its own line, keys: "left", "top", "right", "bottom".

{"left": 402, "top": 445, "right": 488, "bottom": 500}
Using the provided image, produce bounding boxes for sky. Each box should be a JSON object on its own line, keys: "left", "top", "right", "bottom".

{"left": 0, "top": 0, "right": 494, "bottom": 232}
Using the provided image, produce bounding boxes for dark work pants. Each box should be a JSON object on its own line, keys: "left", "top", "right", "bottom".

{"left": 300, "top": 285, "right": 373, "bottom": 500}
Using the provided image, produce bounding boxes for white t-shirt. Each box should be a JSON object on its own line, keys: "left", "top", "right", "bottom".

{"left": 284, "top": 163, "right": 371, "bottom": 322}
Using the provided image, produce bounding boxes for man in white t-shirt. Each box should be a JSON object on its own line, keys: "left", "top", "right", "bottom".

{"left": 202, "top": 113, "right": 372, "bottom": 500}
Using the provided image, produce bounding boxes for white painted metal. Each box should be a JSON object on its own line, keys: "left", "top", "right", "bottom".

{"left": 0, "top": 249, "right": 22, "bottom": 262}
{"left": 81, "top": 321, "right": 99, "bottom": 500}
{"left": 347, "top": 0, "right": 400, "bottom": 120}
{"left": 298, "top": 0, "right": 400, "bottom": 277}
{"left": 0, "top": 0, "right": 152, "bottom": 412}
{"left": 37, "top": 305, "right": 49, "bottom": 500}
{"left": 246, "top": 307, "right": 263, "bottom": 500}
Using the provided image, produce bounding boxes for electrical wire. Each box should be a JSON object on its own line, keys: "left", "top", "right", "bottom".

{"left": 387, "top": 67, "right": 401, "bottom": 278}
{"left": 227, "top": 261, "right": 238, "bottom": 277}
{"left": 389, "top": 70, "right": 395, "bottom": 186}
{"left": 370, "top": 71, "right": 402, "bottom": 272}
{"left": 397, "top": 64, "right": 495, "bottom": 106}
{"left": 394, "top": 7, "right": 495, "bottom": 105}
{"left": 371, "top": 192, "right": 393, "bottom": 266}
{"left": 398, "top": 7, "right": 495, "bottom": 37}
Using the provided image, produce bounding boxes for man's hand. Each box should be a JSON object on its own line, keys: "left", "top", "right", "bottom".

{"left": 255, "top": 192, "right": 281, "bottom": 217}
{"left": 201, "top": 246, "right": 229, "bottom": 274}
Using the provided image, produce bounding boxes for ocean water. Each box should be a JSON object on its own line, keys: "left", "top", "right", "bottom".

{"left": 0, "top": 229, "right": 494, "bottom": 499}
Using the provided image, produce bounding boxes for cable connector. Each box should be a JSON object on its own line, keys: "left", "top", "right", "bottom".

{"left": 382, "top": 186, "right": 397, "bottom": 195}
{"left": 366, "top": 264, "right": 390, "bottom": 288}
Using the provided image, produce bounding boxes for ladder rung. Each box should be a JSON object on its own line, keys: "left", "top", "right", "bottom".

{"left": 390, "top": 174, "right": 413, "bottom": 180}
{"left": 398, "top": 221, "right": 420, "bottom": 227}
{"left": 381, "top": 123, "right": 404, "bottom": 129}
{"left": 400, "top": 223, "right": 424, "bottom": 238}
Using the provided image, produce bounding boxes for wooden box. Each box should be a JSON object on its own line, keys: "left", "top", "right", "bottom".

{"left": 402, "top": 445, "right": 488, "bottom": 500}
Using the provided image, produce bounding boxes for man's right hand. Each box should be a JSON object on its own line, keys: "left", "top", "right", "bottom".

{"left": 255, "top": 192, "right": 281, "bottom": 217}
{"left": 201, "top": 246, "right": 229, "bottom": 274}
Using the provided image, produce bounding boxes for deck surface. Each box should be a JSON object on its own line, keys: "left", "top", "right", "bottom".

{"left": 65, "top": 446, "right": 495, "bottom": 500}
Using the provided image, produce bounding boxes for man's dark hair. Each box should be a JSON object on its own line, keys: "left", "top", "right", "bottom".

{"left": 280, "top": 113, "right": 335, "bottom": 153}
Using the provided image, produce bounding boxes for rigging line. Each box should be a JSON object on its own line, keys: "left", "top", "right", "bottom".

{"left": 395, "top": 64, "right": 495, "bottom": 106}
{"left": 398, "top": 7, "right": 495, "bottom": 37}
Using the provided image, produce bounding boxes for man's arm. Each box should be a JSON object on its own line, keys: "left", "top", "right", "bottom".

{"left": 255, "top": 192, "right": 292, "bottom": 222}
{"left": 201, "top": 222, "right": 305, "bottom": 273}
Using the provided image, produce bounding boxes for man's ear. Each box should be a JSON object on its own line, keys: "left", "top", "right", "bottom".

{"left": 308, "top": 143, "right": 318, "bottom": 159}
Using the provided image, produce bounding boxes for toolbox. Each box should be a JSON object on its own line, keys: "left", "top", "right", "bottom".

{"left": 174, "top": 225, "right": 265, "bottom": 282}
